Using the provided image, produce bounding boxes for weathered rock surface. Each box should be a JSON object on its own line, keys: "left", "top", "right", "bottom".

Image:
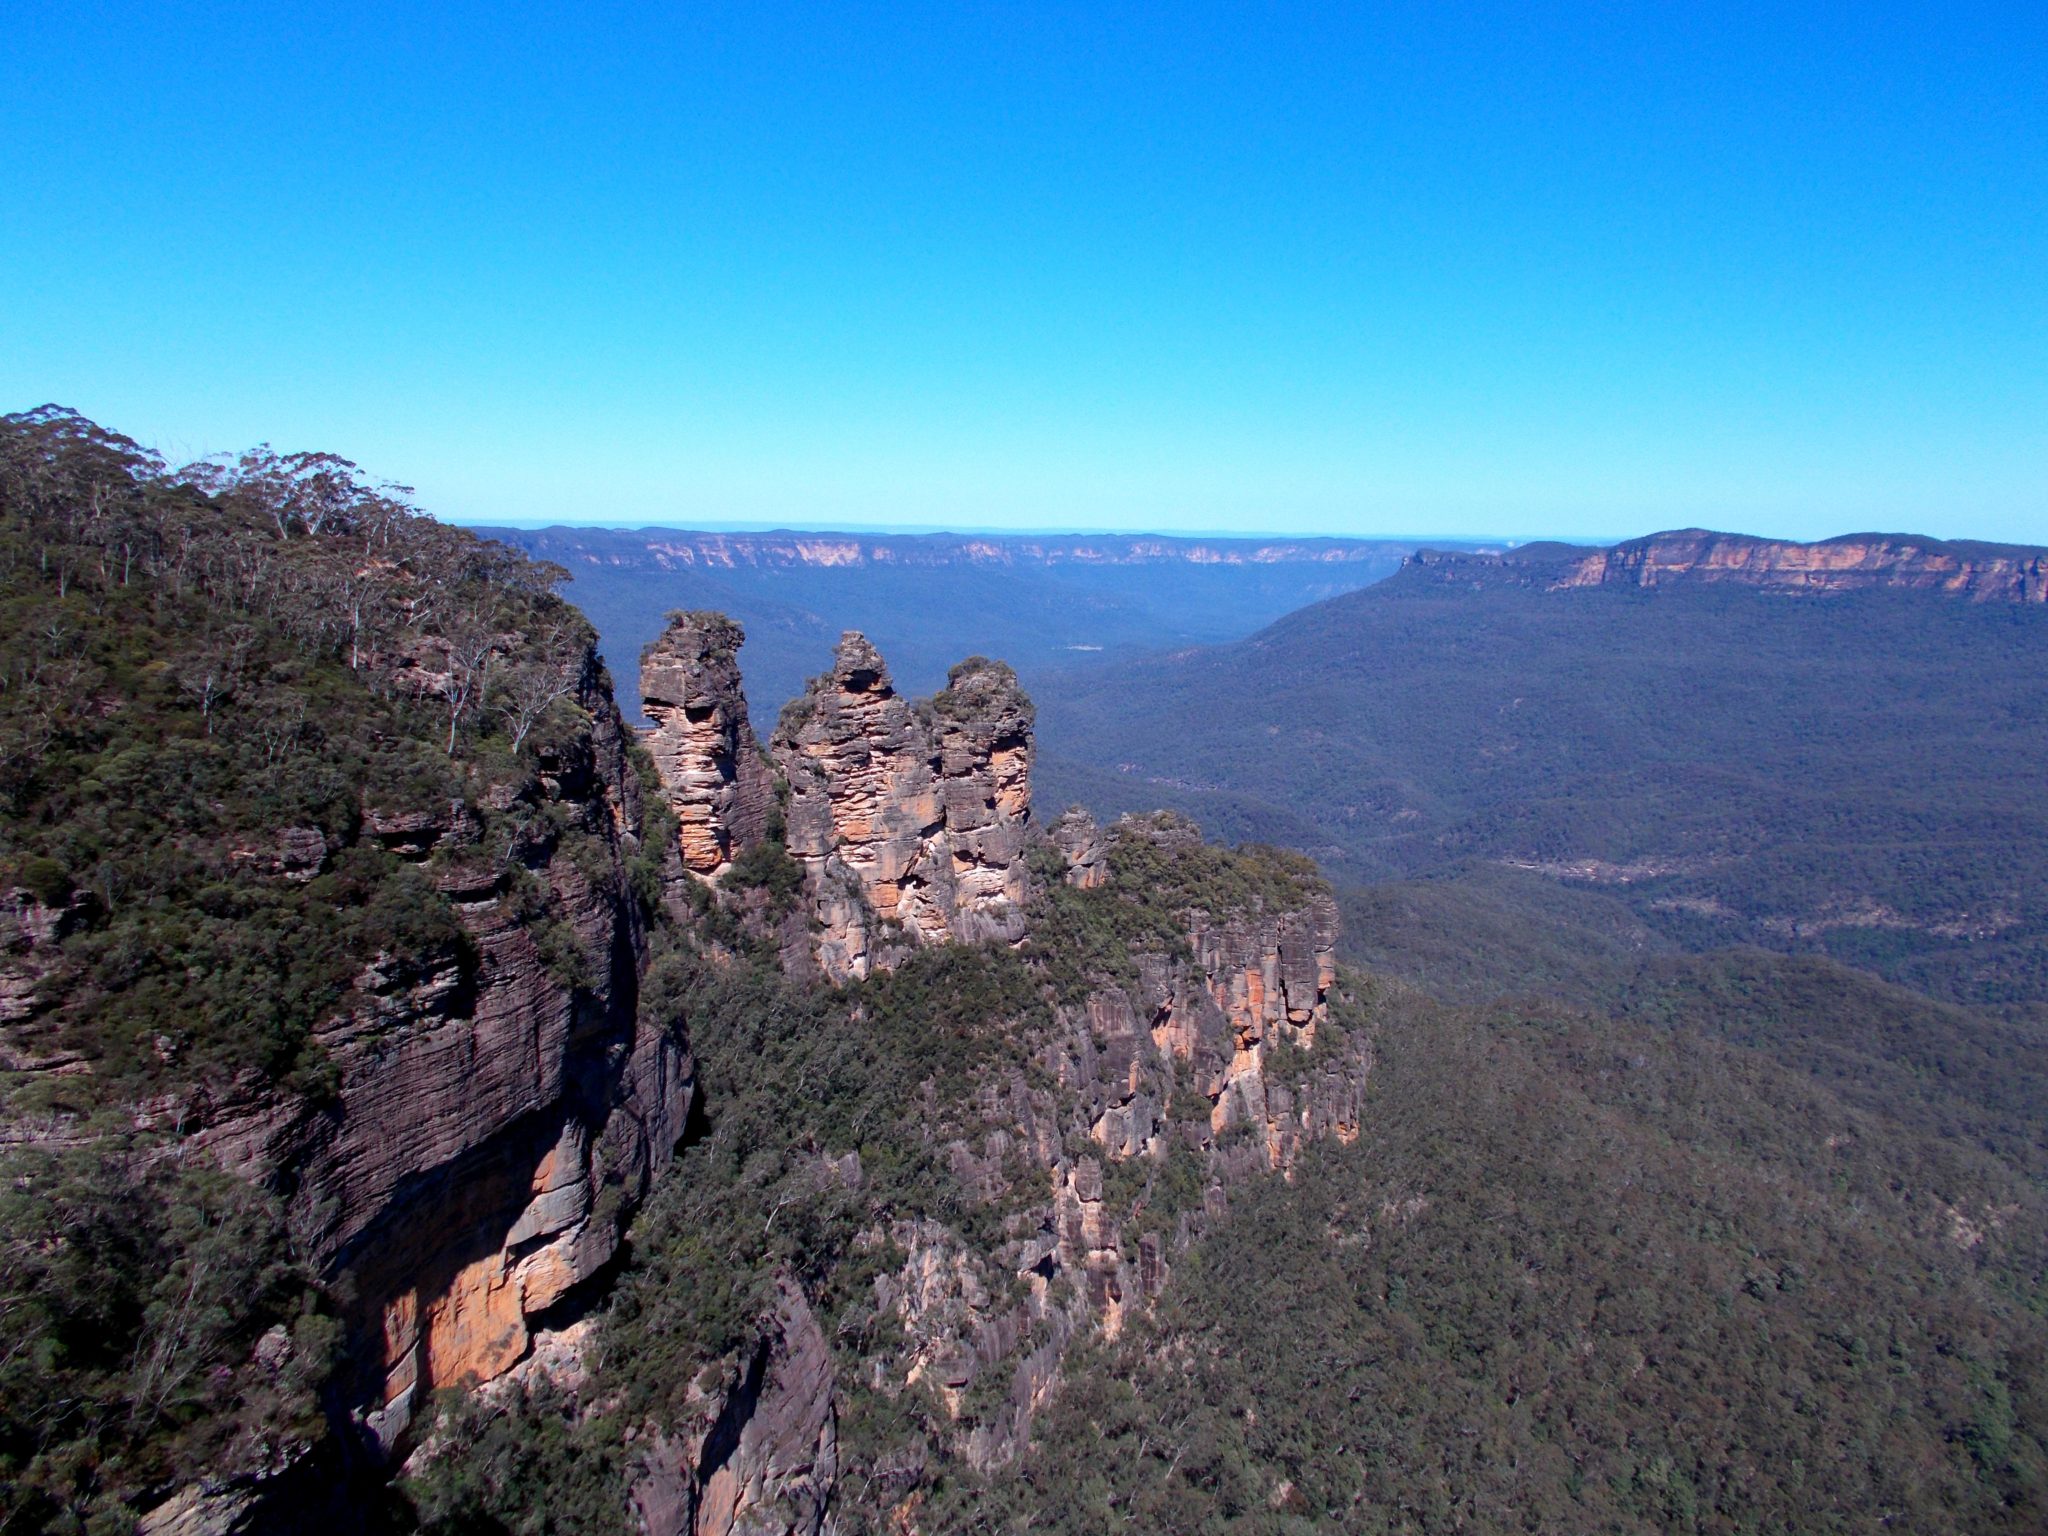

{"left": 772, "top": 635, "right": 1033, "bottom": 981}
{"left": 842, "top": 810, "right": 1362, "bottom": 1476}
{"left": 641, "top": 613, "right": 777, "bottom": 883}
{"left": 631, "top": 1277, "right": 837, "bottom": 1536}
{"left": 190, "top": 650, "right": 694, "bottom": 1449}
{"left": 1409, "top": 529, "right": 2048, "bottom": 602}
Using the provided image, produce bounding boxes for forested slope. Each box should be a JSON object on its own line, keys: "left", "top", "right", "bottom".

{"left": 981, "top": 990, "right": 2048, "bottom": 1533}
{"left": 6, "top": 414, "right": 2042, "bottom": 1535}
{"left": 1037, "top": 550, "right": 2048, "bottom": 1013}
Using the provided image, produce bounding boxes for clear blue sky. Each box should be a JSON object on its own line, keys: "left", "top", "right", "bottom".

{"left": 4, "top": 2, "right": 2042, "bottom": 542}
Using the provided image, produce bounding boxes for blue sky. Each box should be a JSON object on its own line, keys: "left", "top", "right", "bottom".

{"left": 3, "top": 2, "right": 2042, "bottom": 542}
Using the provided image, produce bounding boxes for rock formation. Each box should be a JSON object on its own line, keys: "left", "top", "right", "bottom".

{"left": 630, "top": 1277, "right": 837, "bottom": 1536}
{"left": 187, "top": 649, "right": 692, "bottom": 1451}
{"left": 640, "top": 613, "right": 776, "bottom": 884}
{"left": 856, "top": 809, "right": 1361, "bottom": 1470}
{"left": 1408, "top": 529, "right": 2048, "bottom": 602}
{"left": 771, "top": 635, "right": 1033, "bottom": 981}
{"left": 627, "top": 628, "right": 1368, "bottom": 1504}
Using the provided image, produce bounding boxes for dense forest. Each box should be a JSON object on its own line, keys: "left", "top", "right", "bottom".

{"left": 4, "top": 410, "right": 2044, "bottom": 1535}
{"left": 978, "top": 990, "right": 2048, "bottom": 1533}
{"left": 1035, "top": 562, "right": 2048, "bottom": 1017}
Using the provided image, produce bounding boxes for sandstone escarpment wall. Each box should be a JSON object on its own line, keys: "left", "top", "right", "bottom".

{"left": 1409, "top": 530, "right": 2048, "bottom": 602}
{"left": 193, "top": 650, "right": 694, "bottom": 1447}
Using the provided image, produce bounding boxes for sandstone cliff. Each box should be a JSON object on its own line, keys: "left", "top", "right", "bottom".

{"left": 770, "top": 635, "right": 1033, "bottom": 981}
{"left": 1408, "top": 528, "right": 2048, "bottom": 602}
{"left": 640, "top": 612, "right": 776, "bottom": 884}
{"left": 188, "top": 644, "right": 693, "bottom": 1450}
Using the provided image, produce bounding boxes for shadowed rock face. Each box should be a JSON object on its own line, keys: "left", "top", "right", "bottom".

{"left": 772, "top": 635, "right": 1034, "bottom": 981}
{"left": 630, "top": 1277, "right": 836, "bottom": 1536}
{"left": 191, "top": 652, "right": 694, "bottom": 1451}
{"left": 640, "top": 614, "right": 776, "bottom": 883}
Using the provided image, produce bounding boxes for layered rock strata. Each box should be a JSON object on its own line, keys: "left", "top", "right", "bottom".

{"left": 771, "top": 635, "right": 1033, "bottom": 981}
{"left": 1408, "top": 529, "right": 2048, "bottom": 602}
{"left": 189, "top": 650, "right": 693, "bottom": 1449}
{"left": 640, "top": 613, "right": 776, "bottom": 884}
{"left": 1561, "top": 530, "right": 2048, "bottom": 600}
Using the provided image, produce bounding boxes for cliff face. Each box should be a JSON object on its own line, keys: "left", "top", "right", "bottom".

{"left": 853, "top": 810, "right": 1360, "bottom": 1478}
{"left": 1409, "top": 529, "right": 2048, "bottom": 602}
{"left": 189, "top": 649, "right": 693, "bottom": 1450}
{"left": 640, "top": 613, "right": 776, "bottom": 884}
{"left": 766, "top": 634, "right": 1033, "bottom": 981}
{"left": 630, "top": 1278, "right": 837, "bottom": 1536}
{"left": 629, "top": 624, "right": 1367, "bottom": 1515}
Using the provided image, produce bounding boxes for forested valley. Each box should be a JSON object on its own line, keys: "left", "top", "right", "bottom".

{"left": 3, "top": 410, "right": 2042, "bottom": 1535}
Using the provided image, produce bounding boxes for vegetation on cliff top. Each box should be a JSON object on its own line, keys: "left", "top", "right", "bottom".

{"left": 0, "top": 406, "right": 669, "bottom": 1529}
{"left": 0, "top": 405, "right": 608, "bottom": 1112}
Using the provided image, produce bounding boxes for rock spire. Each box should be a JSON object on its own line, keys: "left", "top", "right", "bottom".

{"left": 639, "top": 612, "right": 776, "bottom": 883}
{"left": 772, "top": 635, "right": 1035, "bottom": 981}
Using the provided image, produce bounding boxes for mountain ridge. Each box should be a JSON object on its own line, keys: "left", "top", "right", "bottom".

{"left": 469, "top": 526, "right": 1442, "bottom": 570}
{"left": 1402, "top": 526, "right": 2048, "bottom": 601}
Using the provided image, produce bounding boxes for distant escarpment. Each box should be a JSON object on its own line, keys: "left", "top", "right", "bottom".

{"left": 486, "top": 527, "right": 1408, "bottom": 572}
{"left": 1407, "top": 527, "right": 2048, "bottom": 601}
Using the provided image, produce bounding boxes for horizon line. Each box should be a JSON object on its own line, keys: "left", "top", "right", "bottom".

{"left": 441, "top": 516, "right": 1561, "bottom": 544}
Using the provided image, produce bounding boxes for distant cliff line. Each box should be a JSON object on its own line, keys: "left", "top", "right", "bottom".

{"left": 469, "top": 526, "right": 1475, "bottom": 571}
{"left": 1407, "top": 527, "right": 2048, "bottom": 603}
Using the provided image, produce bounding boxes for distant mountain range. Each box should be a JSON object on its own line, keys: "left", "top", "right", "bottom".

{"left": 1408, "top": 527, "right": 2048, "bottom": 601}
{"left": 470, "top": 526, "right": 1487, "bottom": 720}
{"left": 1035, "top": 527, "right": 2048, "bottom": 1014}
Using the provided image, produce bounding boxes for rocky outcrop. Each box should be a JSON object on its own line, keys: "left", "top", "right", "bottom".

{"left": 631, "top": 1277, "right": 836, "bottom": 1536}
{"left": 1408, "top": 529, "right": 2048, "bottom": 602}
{"left": 841, "top": 810, "right": 1362, "bottom": 1476}
{"left": 640, "top": 614, "right": 777, "bottom": 883}
{"left": 188, "top": 651, "right": 693, "bottom": 1450}
{"left": 772, "top": 636, "right": 1033, "bottom": 981}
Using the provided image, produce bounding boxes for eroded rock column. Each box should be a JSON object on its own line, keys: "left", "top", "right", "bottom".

{"left": 640, "top": 612, "right": 775, "bottom": 883}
